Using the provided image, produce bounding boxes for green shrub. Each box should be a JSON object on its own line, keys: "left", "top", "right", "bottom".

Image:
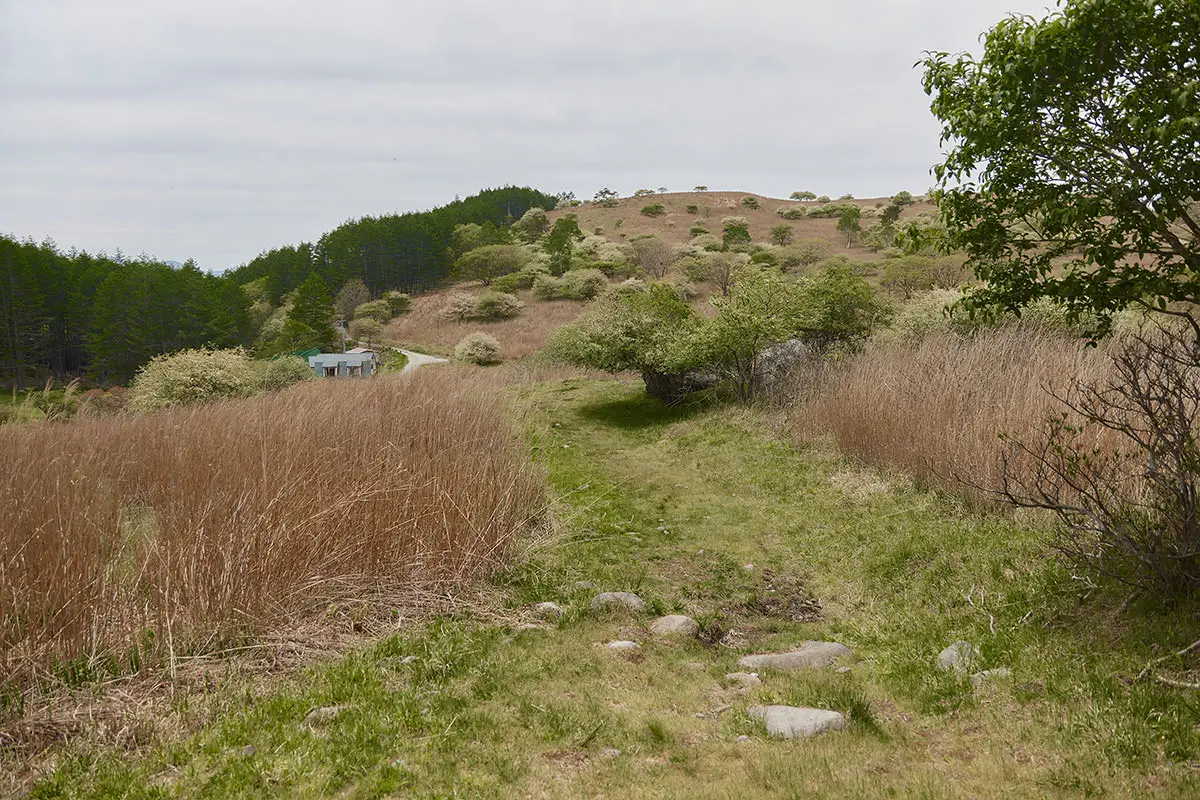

{"left": 561, "top": 268, "right": 609, "bottom": 299}
{"left": 261, "top": 355, "right": 314, "bottom": 391}
{"left": 685, "top": 204, "right": 699, "bottom": 215}
{"left": 385, "top": 291, "right": 411, "bottom": 316}
{"left": 640, "top": 203, "right": 666, "bottom": 217}
{"left": 816, "top": 195, "right": 831, "bottom": 202}
{"left": 633, "top": 188, "right": 655, "bottom": 197}
{"left": 750, "top": 250, "right": 779, "bottom": 266}
{"left": 776, "top": 206, "right": 806, "bottom": 220}
{"left": 721, "top": 216, "right": 752, "bottom": 246}
{"left": 790, "top": 190, "right": 817, "bottom": 200}
{"left": 741, "top": 196, "right": 760, "bottom": 210}
{"left": 473, "top": 291, "right": 525, "bottom": 320}
{"left": 129, "top": 348, "right": 260, "bottom": 412}
{"left": 490, "top": 272, "right": 521, "bottom": 294}
{"left": 689, "top": 225, "right": 709, "bottom": 237}
{"left": 454, "top": 332, "right": 501, "bottom": 365}
{"left": 352, "top": 299, "right": 392, "bottom": 323}
{"left": 532, "top": 274, "right": 562, "bottom": 300}
{"left": 690, "top": 233, "right": 724, "bottom": 252}
{"left": 808, "top": 202, "right": 859, "bottom": 219}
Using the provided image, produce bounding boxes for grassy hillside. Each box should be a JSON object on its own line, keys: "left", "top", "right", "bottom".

{"left": 548, "top": 191, "right": 935, "bottom": 255}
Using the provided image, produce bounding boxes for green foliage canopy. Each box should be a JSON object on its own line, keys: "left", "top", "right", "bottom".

{"left": 922, "top": 0, "right": 1200, "bottom": 329}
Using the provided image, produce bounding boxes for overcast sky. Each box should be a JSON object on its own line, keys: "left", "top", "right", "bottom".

{"left": 0, "top": 1, "right": 1053, "bottom": 272}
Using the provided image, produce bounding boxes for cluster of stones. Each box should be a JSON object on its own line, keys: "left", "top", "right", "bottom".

{"left": 518, "top": 592, "right": 1013, "bottom": 742}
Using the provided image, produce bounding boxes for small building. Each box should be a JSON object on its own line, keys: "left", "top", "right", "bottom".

{"left": 307, "top": 351, "right": 377, "bottom": 378}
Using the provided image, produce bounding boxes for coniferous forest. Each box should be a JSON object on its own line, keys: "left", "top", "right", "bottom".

{"left": 0, "top": 186, "right": 556, "bottom": 386}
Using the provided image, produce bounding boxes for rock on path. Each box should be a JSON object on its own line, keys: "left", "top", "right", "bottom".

{"left": 650, "top": 614, "right": 699, "bottom": 637}
{"left": 589, "top": 592, "right": 646, "bottom": 614}
{"left": 738, "top": 641, "right": 852, "bottom": 671}
{"left": 748, "top": 705, "right": 847, "bottom": 739}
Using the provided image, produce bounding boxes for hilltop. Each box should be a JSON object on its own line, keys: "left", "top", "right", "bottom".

{"left": 547, "top": 190, "right": 936, "bottom": 255}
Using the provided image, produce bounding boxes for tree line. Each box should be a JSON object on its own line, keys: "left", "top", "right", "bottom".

{"left": 0, "top": 186, "right": 558, "bottom": 388}
{"left": 0, "top": 237, "right": 253, "bottom": 387}
{"left": 227, "top": 186, "right": 558, "bottom": 304}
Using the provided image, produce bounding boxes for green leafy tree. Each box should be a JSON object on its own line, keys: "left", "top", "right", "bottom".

{"left": 547, "top": 284, "right": 707, "bottom": 404}
{"left": 769, "top": 224, "right": 794, "bottom": 246}
{"left": 837, "top": 207, "right": 862, "bottom": 247}
{"left": 510, "top": 207, "right": 550, "bottom": 243}
{"left": 777, "top": 239, "right": 830, "bottom": 271}
{"left": 922, "top": 0, "right": 1200, "bottom": 329}
{"left": 790, "top": 191, "right": 817, "bottom": 201}
{"left": 453, "top": 245, "right": 531, "bottom": 285}
{"left": 348, "top": 317, "right": 383, "bottom": 348}
{"left": 546, "top": 215, "right": 585, "bottom": 274}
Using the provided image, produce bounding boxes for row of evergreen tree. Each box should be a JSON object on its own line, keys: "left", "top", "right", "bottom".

{"left": 0, "top": 236, "right": 252, "bottom": 387}
{"left": 0, "top": 186, "right": 557, "bottom": 387}
{"left": 226, "top": 186, "right": 558, "bottom": 304}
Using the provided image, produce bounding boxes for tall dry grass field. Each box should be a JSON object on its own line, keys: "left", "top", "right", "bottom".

{"left": 1, "top": 370, "right": 542, "bottom": 689}
{"left": 792, "top": 328, "right": 1119, "bottom": 495}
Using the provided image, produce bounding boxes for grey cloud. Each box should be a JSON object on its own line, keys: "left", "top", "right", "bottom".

{"left": 1, "top": 0, "right": 1051, "bottom": 270}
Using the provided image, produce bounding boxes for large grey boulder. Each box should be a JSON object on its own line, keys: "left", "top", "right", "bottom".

{"left": 738, "top": 641, "right": 852, "bottom": 671}
{"left": 937, "top": 641, "right": 981, "bottom": 673}
{"left": 649, "top": 614, "right": 699, "bottom": 637}
{"left": 589, "top": 592, "right": 646, "bottom": 614}
{"left": 748, "top": 705, "right": 846, "bottom": 739}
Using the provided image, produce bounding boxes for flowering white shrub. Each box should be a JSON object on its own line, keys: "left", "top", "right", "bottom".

{"left": 454, "top": 332, "right": 501, "bottom": 365}
{"left": 128, "top": 348, "right": 260, "bottom": 412}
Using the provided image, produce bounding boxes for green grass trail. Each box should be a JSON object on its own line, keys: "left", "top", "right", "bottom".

{"left": 26, "top": 378, "right": 1200, "bottom": 798}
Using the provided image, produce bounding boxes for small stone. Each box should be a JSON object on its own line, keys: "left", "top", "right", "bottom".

{"left": 743, "top": 563, "right": 755, "bottom": 571}
{"left": 589, "top": 592, "right": 646, "bottom": 614}
{"left": 574, "top": 580, "right": 598, "bottom": 590}
{"left": 747, "top": 705, "right": 847, "bottom": 739}
{"left": 649, "top": 614, "right": 699, "bottom": 637}
{"left": 835, "top": 666, "right": 851, "bottom": 674}
{"left": 606, "top": 640, "right": 641, "bottom": 652}
{"left": 399, "top": 655, "right": 418, "bottom": 665}
{"left": 724, "top": 672, "right": 762, "bottom": 688}
{"left": 531, "top": 601, "right": 565, "bottom": 621}
{"left": 225, "top": 744, "right": 256, "bottom": 758}
{"left": 598, "top": 747, "right": 622, "bottom": 759}
{"left": 937, "top": 641, "right": 981, "bottom": 673}
{"left": 736, "top": 735, "right": 752, "bottom": 743}
{"left": 305, "top": 705, "right": 344, "bottom": 725}
{"left": 971, "top": 667, "right": 1013, "bottom": 690}
{"left": 738, "top": 641, "right": 853, "bottom": 671}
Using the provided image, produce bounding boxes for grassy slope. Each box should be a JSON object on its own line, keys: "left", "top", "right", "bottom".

{"left": 25, "top": 378, "right": 1200, "bottom": 799}
{"left": 547, "top": 191, "right": 936, "bottom": 254}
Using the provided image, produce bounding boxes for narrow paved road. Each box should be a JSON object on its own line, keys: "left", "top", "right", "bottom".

{"left": 394, "top": 347, "right": 449, "bottom": 375}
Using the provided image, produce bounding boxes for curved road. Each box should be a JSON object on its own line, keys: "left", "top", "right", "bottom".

{"left": 393, "top": 347, "right": 449, "bottom": 375}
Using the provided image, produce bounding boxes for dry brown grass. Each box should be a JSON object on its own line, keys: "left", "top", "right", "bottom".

{"left": 384, "top": 287, "right": 590, "bottom": 360}
{"left": 790, "top": 327, "right": 1118, "bottom": 495}
{"left": 0, "top": 370, "right": 543, "bottom": 690}
{"left": 549, "top": 191, "right": 934, "bottom": 257}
